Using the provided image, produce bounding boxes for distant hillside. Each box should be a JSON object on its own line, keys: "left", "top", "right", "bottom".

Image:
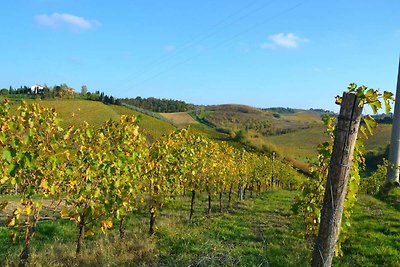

{"left": 184, "top": 104, "right": 392, "bottom": 172}
{"left": 37, "top": 99, "right": 176, "bottom": 139}
{"left": 192, "top": 104, "right": 321, "bottom": 137}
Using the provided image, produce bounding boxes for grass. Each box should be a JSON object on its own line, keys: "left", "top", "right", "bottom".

{"left": 335, "top": 193, "right": 400, "bottom": 266}
{"left": 188, "top": 123, "right": 229, "bottom": 140}
{"left": 363, "top": 124, "right": 391, "bottom": 151}
{"left": 155, "top": 190, "right": 311, "bottom": 266}
{"left": 1, "top": 190, "right": 399, "bottom": 266}
{"left": 282, "top": 110, "right": 322, "bottom": 123}
{"left": 15, "top": 99, "right": 176, "bottom": 140}
{"left": 111, "top": 105, "right": 176, "bottom": 140}
{"left": 261, "top": 124, "right": 327, "bottom": 159}
{"left": 38, "top": 99, "right": 121, "bottom": 129}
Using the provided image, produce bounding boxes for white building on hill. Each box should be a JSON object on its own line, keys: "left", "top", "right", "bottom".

{"left": 30, "top": 84, "right": 44, "bottom": 94}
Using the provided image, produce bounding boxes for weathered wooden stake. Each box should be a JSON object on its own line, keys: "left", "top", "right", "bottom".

{"left": 311, "top": 92, "right": 363, "bottom": 267}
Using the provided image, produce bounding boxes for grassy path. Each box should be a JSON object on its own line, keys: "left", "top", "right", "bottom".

{"left": 156, "top": 190, "right": 310, "bottom": 266}
{"left": 336, "top": 194, "right": 400, "bottom": 267}
{"left": 1, "top": 190, "right": 399, "bottom": 266}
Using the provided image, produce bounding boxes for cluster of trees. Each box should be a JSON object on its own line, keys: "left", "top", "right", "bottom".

{"left": 0, "top": 99, "right": 303, "bottom": 266}
{"left": 263, "top": 107, "right": 297, "bottom": 114}
{"left": 1, "top": 86, "right": 31, "bottom": 95}
{"left": 120, "top": 97, "right": 196, "bottom": 113}
{"left": 0, "top": 84, "right": 120, "bottom": 105}
{"left": 1, "top": 84, "right": 78, "bottom": 99}
{"left": 372, "top": 113, "right": 393, "bottom": 124}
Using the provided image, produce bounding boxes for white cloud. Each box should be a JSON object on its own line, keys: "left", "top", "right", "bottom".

{"left": 34, "top": 13, "right": 99, "bottom": 31}
{"left": 261, "top": 33, "right": 308, "bottom": 49}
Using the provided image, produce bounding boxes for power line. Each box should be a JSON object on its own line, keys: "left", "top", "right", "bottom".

{"left": 118, "top": 0, "right": 277, "bottom": 90}
{"left": 123, "top": 0, "right": 308, "bottom": 91}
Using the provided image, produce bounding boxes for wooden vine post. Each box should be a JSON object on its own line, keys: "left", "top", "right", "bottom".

{"left": 311, "top": 92, "right": 363, "bottom": 267}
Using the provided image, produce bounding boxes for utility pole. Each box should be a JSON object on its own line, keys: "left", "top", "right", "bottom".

{"left": 386, "top": 57, "right": 400, "bottom": 188}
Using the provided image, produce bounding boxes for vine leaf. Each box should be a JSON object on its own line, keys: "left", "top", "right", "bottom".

{"left": 363, "top": 115, "right": 377, "bottom": 136}
{"left": 0, "top": 201, "right": 8, "bottom": 211}
{"left": 383, "top": 91, "right": 394, "bottom": 114}
{"left": 335, "top": 95, "right": 342, "bottom": 105}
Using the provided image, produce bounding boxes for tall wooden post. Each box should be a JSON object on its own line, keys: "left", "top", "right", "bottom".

{"left": 311, "top": 92, "right": 363, "bottom": 267}
{"left": 386, "top": 57, "right": 400, "bottom": 187}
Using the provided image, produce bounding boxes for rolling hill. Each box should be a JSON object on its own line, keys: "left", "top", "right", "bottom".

{"left": 3, "top": 97, "right": 392, "bottom": 171}
{"left": 184, "top": 104, "right": 392, "bottom": 171}
{"left": 35, "top": 99, "right": 176, "bottom": 140}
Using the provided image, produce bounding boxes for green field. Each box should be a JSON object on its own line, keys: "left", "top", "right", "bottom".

{"left": 364, "top": 124, "right": 391, "bottom": 151}
{"left": 34, "top": 99, "right": 176, "bottom": 139}
{"left": 111, "top": 105, "right": 176, "bottom": 139}
{"left": 1, "top": 190, "right": 398, "bottom": 266}
{"left": 38, "top": 99, "right": 121, "bottom": 128}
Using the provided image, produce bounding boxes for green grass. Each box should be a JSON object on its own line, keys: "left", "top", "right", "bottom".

{"left": 364, "top": 124, "right": 391, "bottom": 151}
{"left": 156, "top": 190, "right": 311, "bottom": 266}
{"left": 38, "top": 99, "right": 121, "bottom": 129}
{"left": 18, "top": 99, "right": 176, "bottom": 140}
{"left": 188, "top": 123, "right": 229, "bottom": 140}
{"left": 111, "top": 105, "right": 176, "bottom": 139}
{"left": 1, "top": 190, "right": 399, "bottom": 266}
{"left": 335, "top": 194, "right": 400, "bottom": 266}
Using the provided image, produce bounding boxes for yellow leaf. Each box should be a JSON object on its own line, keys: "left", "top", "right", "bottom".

{"left": 0, "top": 201, "right": 8, "bottom": 211}
{"left": 60, "top": 208, "right": 69, "bottom": 218}
{"left": 5, "top": 216, "right": 16, "bottom": 227}
{"left": 10, "top": 232, "right": 17, "bottom": 243}
{"left": 25, "top": 205, "right": 32, "bottom": 215}
{"left": 36, "top": 201, "right": 43, "bottom": 209}
{"left": 101, "top": 218, "right": 113, "bottom": 230}
{"left": 70, "top": 213, "right": 80, "bottom": 223}
{"left": 85, "top": 228, "right": 95, "bottom": 237}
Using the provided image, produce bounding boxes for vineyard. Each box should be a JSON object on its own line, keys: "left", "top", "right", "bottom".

{"left": 0, "top": 85, "right": 399, "bottom": 266}
{"left": 0, "top": 99, "right": 302, "bottom": 266}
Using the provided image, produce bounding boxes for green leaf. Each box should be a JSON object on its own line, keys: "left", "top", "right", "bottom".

{"left": 383, "top": 91, "right": 394, "bottom": 114}
{"left": 347, "top": 83, "right": 357, "bottom": 92}
{"left": 368, "top": 100, "right": 381, "bottom": 114}
{"left": 363, "top": 115, "right": 377, "bottom": 135}
{"left": 2, "top": 149, "right": 12, "bottom": 161}
{"left": 8, "top": 164, "right": 18, "bottom": 177}
{"left": 359, "top": 125, "right": 368, "bottom": 139}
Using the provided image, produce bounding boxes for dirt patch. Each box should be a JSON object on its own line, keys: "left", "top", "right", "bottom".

{"left": 159, "top": 112, "right": 198, "bottom": 126}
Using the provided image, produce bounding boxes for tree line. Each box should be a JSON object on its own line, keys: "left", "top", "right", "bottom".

{"left": 120, "top": 96, "right": 196, "bottom": 113}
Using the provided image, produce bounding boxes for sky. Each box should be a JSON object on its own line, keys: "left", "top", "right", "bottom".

{"left": 0, "top": 0, "right": 399, "bottom": 112}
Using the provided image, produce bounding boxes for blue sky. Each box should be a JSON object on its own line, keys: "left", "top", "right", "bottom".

{"left": 1, "top": 0, "right": 399, "bottom": 111}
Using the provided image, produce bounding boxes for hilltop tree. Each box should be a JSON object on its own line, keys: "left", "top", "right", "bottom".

{"left": 81, "top": 85, "right": 88, "bottom": 96}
